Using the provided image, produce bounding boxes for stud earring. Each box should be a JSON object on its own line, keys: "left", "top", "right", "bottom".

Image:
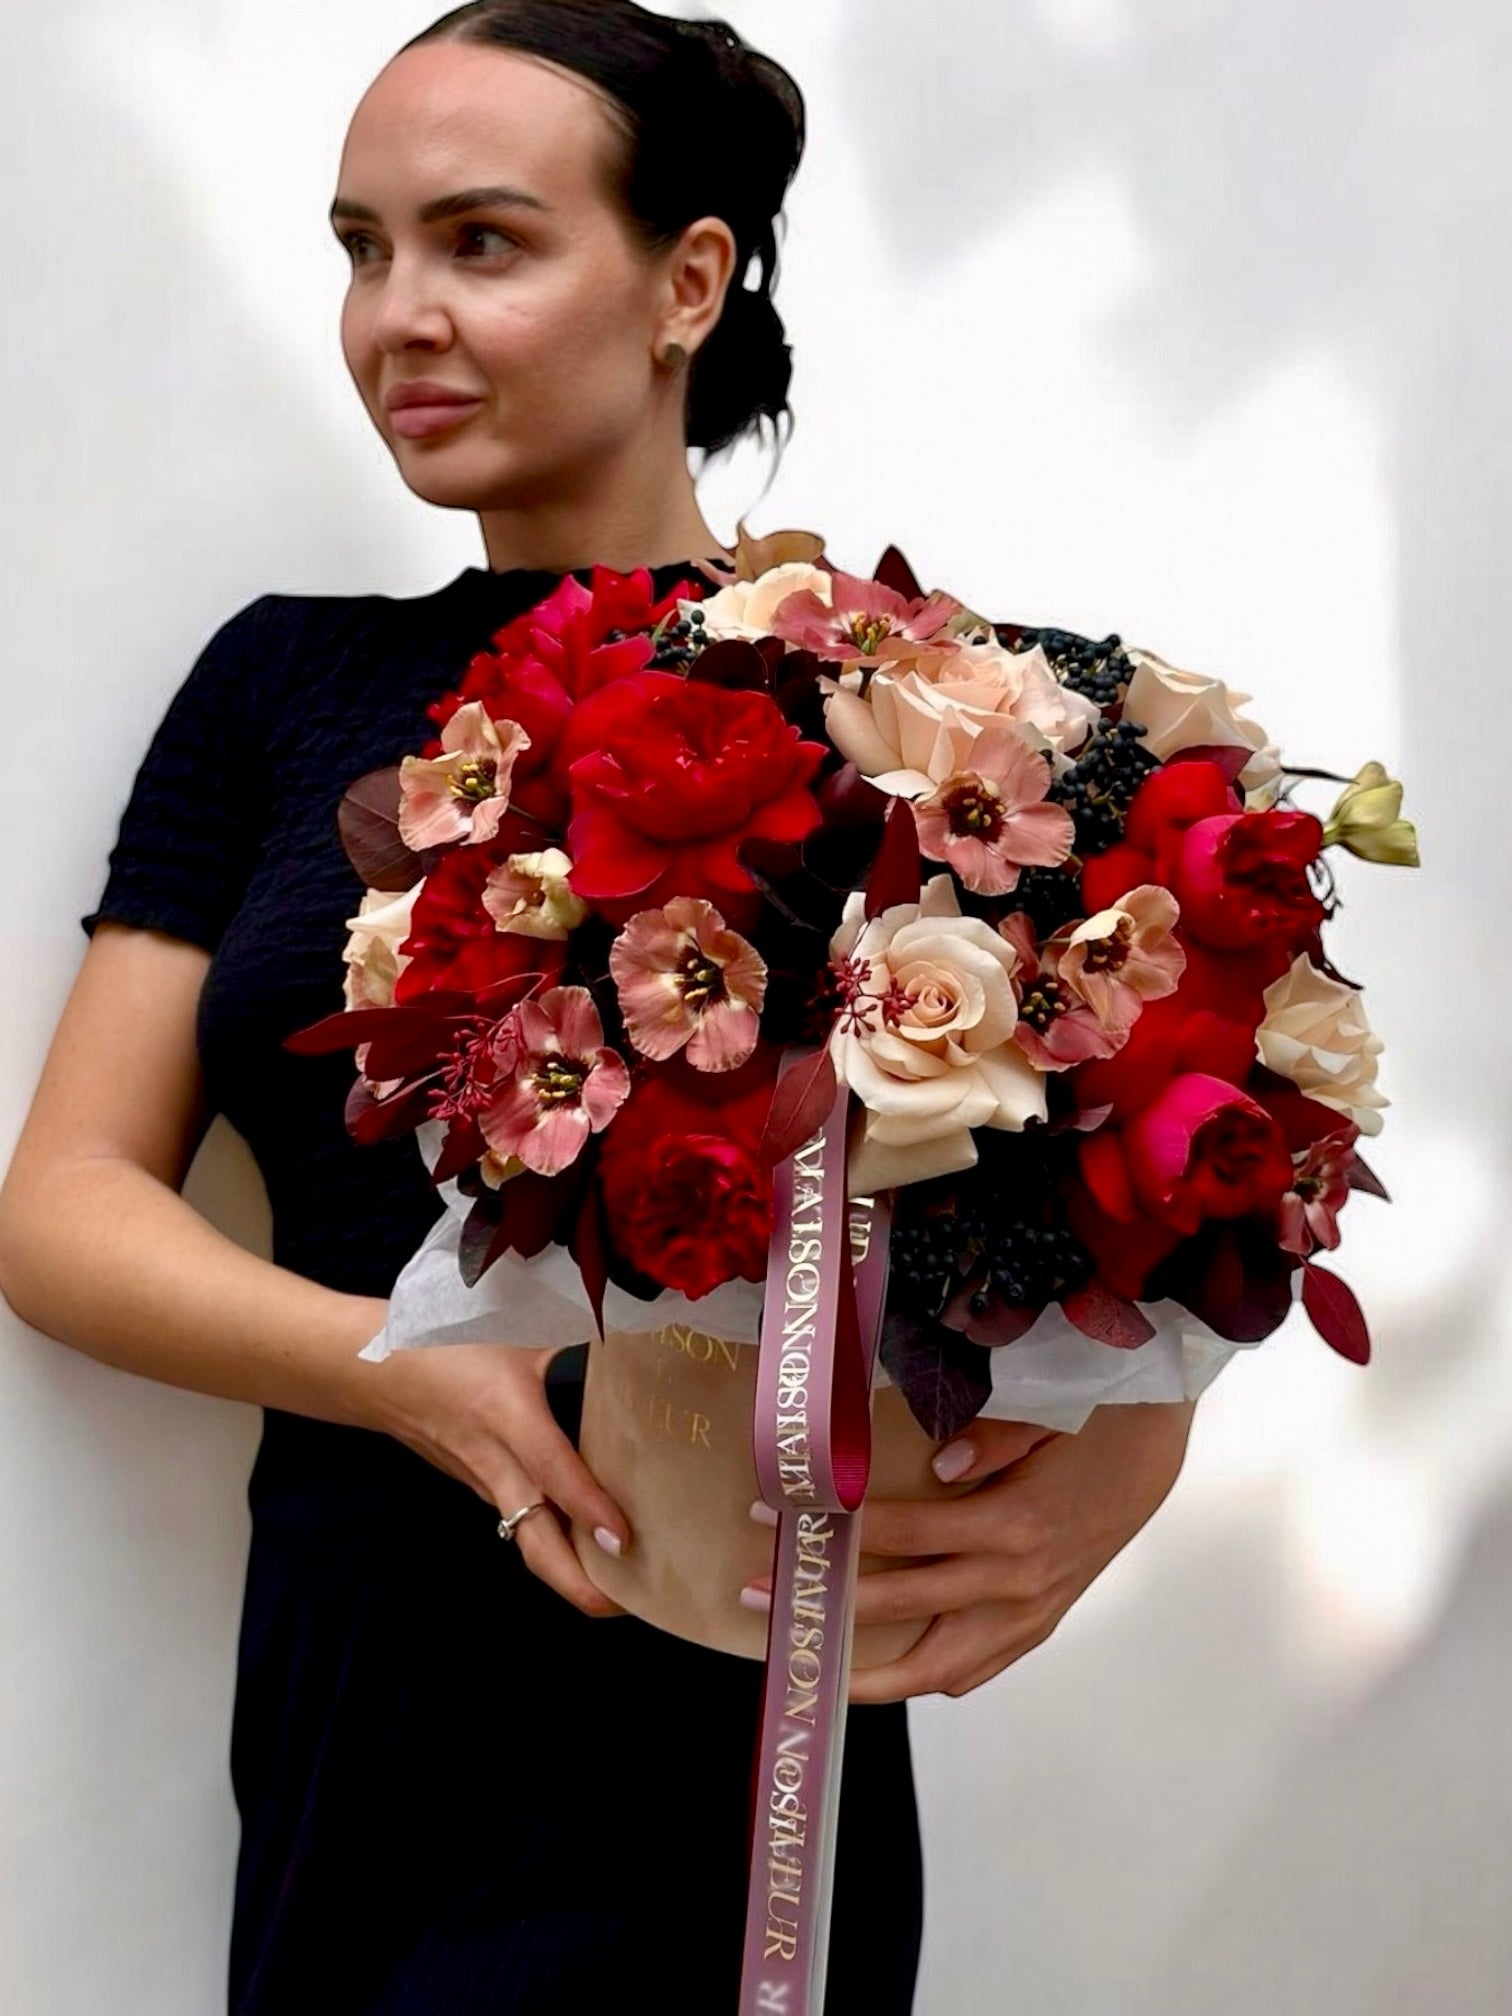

{"left": 660, "top": 340, "right": 688, "bottom": 368}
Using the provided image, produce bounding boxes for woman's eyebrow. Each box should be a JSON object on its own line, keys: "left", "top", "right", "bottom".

{"left": 329, "top": 185, "right": 553, "bottom": 226}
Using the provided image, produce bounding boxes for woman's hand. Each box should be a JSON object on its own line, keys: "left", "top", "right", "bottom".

{"left": 740, "top": 1398, "right": 1198, "bottom": 1703}
{"left": 843, "top": 1398, "right": 1198, "bottom": 1703}
{"left": 356, "top": 1340, "right": 631, "bottom": 1619}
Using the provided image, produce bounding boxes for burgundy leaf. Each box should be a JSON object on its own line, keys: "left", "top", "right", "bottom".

{"left": 282, "top": 1005, "right": 394, "bottom": 1056}
{"left": 458, "top": 1195, "right": 507, "bottom": 1289}
{"left": 432, "top": 1119, "right": 485, "bottom": 1186}
{"left": 864, "top": 795, "right": 922, "bottom": 920}
{"left": 817, "top": 761, "right": 890, "bottom": 830}
{"left": 878, "top": 1313, "right": 991, "bottom": 1440}
{"left": 1163, "top": 742, "right": 1251, "bottom": 784}
{"left": 1062, "top": 1279, "right": 1156, "bottom": 1349}
{"left": 345, "top": 1075, "right": 434, "bottom": 1145}
{"left": 870, "top": 545, "right": 925, "bottom": 604}
{"left": 337, "top": 766, "right": 427, "bottom": 891}
{"left": 1302, "top": 1261, "right": 1371, "bottom": 1364}
{"left": 758, "top": 1045, "right": 838, "bottom": 1168}
{"left": 570, "top": 1179, "right": 611, "bottom": 1342}
{"left": 1346, "top": 1152, "right": 1391, "bottom": 1200}
{"left": 686, "top": 636, "right": 770, "bottom": 693}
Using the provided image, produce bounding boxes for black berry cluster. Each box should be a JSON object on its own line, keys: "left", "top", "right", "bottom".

{"left": 1050, "top": 719, "right": 1160, "bottom": 854}
{"left": 1011, "top": 625, "right": 1134, "bottom": 707}
{"left": 889, "top": 1211, "right": 963, "bottom": 1317}
{"left": 1009, "top": 863, "right": 1085, "bottom": 937}
{"left": 643, "top": 601, "right": 709, "bottom": 672}
{"left": 890, "top": 1190, "right": 1093, "bottom": 1318}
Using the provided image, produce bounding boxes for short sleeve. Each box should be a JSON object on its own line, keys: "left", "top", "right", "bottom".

{"left": 80, "top": 594, "right": 290, "bottom": 955}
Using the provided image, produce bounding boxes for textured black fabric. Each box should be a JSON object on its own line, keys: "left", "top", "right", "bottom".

{"left": 81, "top": 564, "right": 924, "bottom": 2015}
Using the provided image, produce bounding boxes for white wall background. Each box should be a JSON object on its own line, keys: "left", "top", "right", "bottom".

{"left": 4, "top": 2, "right": 1509, "bottom": 2010}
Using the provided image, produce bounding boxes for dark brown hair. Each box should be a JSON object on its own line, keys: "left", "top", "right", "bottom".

{"left": 399, "top": 1, "right": 805, "bottom": 462}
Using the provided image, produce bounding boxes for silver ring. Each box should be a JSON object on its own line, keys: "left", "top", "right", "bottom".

{"left": 497, "top": 1500, "right": 547, "bottom": 1543}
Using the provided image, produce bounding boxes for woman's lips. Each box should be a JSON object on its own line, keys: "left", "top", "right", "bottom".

{"left": 390, "top": 399, "right": 484, "bottom": 439}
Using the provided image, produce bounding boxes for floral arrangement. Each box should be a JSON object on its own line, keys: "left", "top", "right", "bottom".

{"left": 287, "top": 523, "right": 1418, "bottom": 1436}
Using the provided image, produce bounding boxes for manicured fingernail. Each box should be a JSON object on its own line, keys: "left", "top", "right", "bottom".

{"left": 739, "top": 1584, "right": 772, "bottom": 1613}
{"left": 593, "top": 1525, "right": 623, "bottom": 1558}
{"left": 749, "top": 1498, "right": 779, "bottom": 1527}
{"left": 932, "top": 1440, "right": 974, "bottom": 1483}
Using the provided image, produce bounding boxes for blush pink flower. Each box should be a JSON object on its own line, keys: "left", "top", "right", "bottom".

{"left": 397, "top": 701, "right": 531, "bottom": 851}
{"left": 767, "top": 564, "right": 964, "bottom": 672}
{"left": 1053, "top": 885, "right": 1186, "bottom": 1025}
{"left": 996, "top": 911, "right": 1127, "bottom": 1072}
{"left": 1277, "top": 1121, "right": 1359, "bottom": 1256}
{"left": 477, "top": 985, "right": 630, "bottom": 1177}
{"left": 911, "top": 722, "right": 1076, "bottom": 894}
{"left": 608, "top": 896, "right": 767, "bottom": 1072}
{"left": 481, "top": 848, "right": 588, "bottom": 939}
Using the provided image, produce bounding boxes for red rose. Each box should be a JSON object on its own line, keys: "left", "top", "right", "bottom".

{"left": 1171, "top": 809, "right": 1325, "bottom": 955}
{"left": 560, "top": 672, "right": 826, "bottom": 931}
{"left": 1072, "top": 990, "right": 1258, "bottom": 1122}
{"left": 1071, "top": 1071, "right": 1293, "bottom": 1295}
{"left": 596, "top": 1054, "right": 778, "bottom": 1296}
{"left": 425, "top": 568, "right": 703, "bottom": 828}
{"left": 1082, "top": 760, "right": 1239, "bottom": 913}
{"left": 396, "top": 844, "right": 568, "bottom": 1002}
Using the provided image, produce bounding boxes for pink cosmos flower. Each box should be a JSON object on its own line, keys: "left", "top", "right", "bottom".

{"left": 997, "top": 911, "right": 1127, "bottom": 1071}
{"left": 608, "top": 896, "right": 768, "bottom": 1072}
{"left": 1053, "top": 886, "right": 1186, "bottom": 1025}
{"left": 1276, "top": 1123, "right": 1359, "bottom": 1256}
{"left": 397, "top": 701, "right": 531, "bottom": 851}
{"left": 911, "top": 722, "right": 1075, "bottom": 894}
{"left": 767, "top": 565, "right": 963, "bottom": 672}
{"left": 477, "top": 985, "right": 630, "bottom": 1177}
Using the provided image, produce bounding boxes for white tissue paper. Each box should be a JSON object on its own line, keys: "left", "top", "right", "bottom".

{"left": 360, "top": 1122, "right": 1269, "bottom": 1433}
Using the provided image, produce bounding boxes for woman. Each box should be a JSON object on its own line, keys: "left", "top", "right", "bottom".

{"left": 0, "top": 5, "right": 1198, "bottom": 2010}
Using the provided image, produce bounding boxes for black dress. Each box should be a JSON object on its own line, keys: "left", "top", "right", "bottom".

{"left": 80, "top": 562, "right": 924, "bottom": 2016}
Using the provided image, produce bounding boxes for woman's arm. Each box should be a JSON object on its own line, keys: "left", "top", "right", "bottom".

{"left": 0, "top": 923, "right": 387, "bottom": 1421}
{"left": 0, "top": 920, "right": 629, "bottom": 1613}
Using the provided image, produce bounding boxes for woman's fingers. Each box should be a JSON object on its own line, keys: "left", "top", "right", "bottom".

{"left": 503, "top": 1369, "right": 633, "bottom": 1560}
{"left": 487, "top": 1445, "right": 627, "bottom": 1619}
{"left": 514, "top": 1506, "right": 628, "bottom": 1620}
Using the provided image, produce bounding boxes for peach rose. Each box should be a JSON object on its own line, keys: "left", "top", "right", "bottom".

{"left": 1122, "top": 647, "right": 1281, "bottom": 792}
{"left": 341, "top": 882, "right": 421, "bottom": 1011}
{"left": 828, "top": 873, "right": 1046, "bottom": 1192}
{"left": 682, "top": 561, "right": 834, "bottom": 642}
{"left": 1256, "top": 954, "right": 1388, "bottom": 1135}
{"left": 823, "top": 636, "right": 1099, "bottom": 793}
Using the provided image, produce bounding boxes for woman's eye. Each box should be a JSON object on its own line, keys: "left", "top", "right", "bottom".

{"left": 340, "top": 225, "right": 520, "bottom": 264}
{"left": 457, "top": 224, "right": 517, "bottom": 258}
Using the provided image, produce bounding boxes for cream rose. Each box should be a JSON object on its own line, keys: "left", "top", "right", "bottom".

{"left": 823, "top": 637, "right": 1098, "bottom": 794}
{"left": 341, "top": 882, "right": 421, "bottom": 1011}
{"left": 1122, "top": 647, "right": 1281, "bottom": 792}
{"left": 683, "top": 561, "right": 834, "bottom": 642}
{"left": 1256, "top": 954, "right": 1388, "bottom": 1135}
{"left": 828, "top": 873, "right": 1046, "bottom": 1192}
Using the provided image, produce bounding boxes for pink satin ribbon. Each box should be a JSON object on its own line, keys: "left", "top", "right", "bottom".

{"left": 739, "top": 1051, "right": 893, "bottom": 2015}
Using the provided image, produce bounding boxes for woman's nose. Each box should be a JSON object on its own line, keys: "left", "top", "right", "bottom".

{"left": 370, "top": 255, "right": 453, "bottom": 353}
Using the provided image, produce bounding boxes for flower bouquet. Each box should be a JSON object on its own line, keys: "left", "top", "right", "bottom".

{"left": 285, "top": 520, "right": 1416, "bottom": 2014}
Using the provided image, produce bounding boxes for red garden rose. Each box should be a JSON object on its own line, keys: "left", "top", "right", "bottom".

{"left": 559, "top": 671, "right": 827, "bottom": 931}
{"left": 424, "top": 567, "right": 706, "bottom": 829}
{"left": 1171, "top": 809, "right": 1326, "bottom": 954}
{"left": 1085, "top": 759, "right": 1324, "bottom": 969}
{"left": 1071, "top": 1071, "right": 1294, "bottom": 1296}
{"left": 1082, "top": 759, "right": 1240, "bottom": 912}
{"left": 395, "top": 842, "right": 569, "bottom": 1002}
{"left": 596, "top": 1053, "right": 779, "bottom": 1296}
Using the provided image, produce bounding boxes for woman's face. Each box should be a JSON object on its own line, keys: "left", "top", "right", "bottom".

{"left": 332, "top": 41, "right": 727, "bottom": 510}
